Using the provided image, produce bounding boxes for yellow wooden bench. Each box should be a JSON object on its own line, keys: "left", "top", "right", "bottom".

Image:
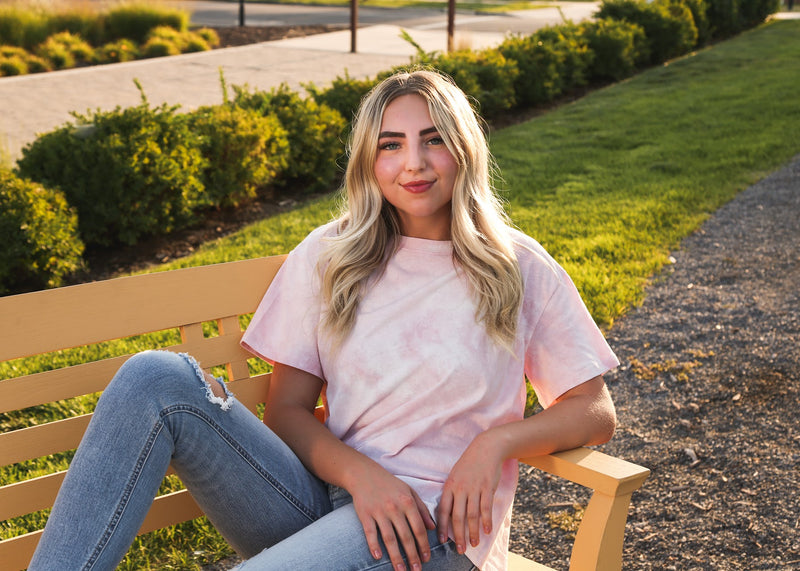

{"left": 0, "top": 255, "right": 649, "bottom": 570}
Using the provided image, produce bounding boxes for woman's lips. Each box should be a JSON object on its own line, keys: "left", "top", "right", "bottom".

{"left": 401, "top": 180, "right": 434, "bottom": 193}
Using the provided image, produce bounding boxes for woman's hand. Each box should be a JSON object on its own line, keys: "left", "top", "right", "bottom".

{"left": 436, "top": 431, "right": 505, "bottom": 554}
{"left": 349, "top": 460, "right": 435, "bottom": 571}
{"left": 436, "top": 376, "right": 617, "bottom": 554}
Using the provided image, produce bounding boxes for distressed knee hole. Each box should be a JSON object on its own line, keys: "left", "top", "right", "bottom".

{"left": 178, "top": 352, "right": 235, "bottom": 411}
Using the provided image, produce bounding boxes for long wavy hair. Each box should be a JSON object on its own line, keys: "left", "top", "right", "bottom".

{"left": 321, "top": 69, "right": 523, "bottom": 349}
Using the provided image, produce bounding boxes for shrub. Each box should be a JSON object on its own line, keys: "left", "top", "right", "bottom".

{"left": 430, "top": 48, "right": 519, "bottom": 118}
{"left": 24, "top": 53, "right": 52, "bottom": 73}
{"left": 102, "top": 3, "right": 189, "bottom": 44}
{"left": 596, "top": 0, "right": 698, "bottom": 65}
{"left": 94, "top": 38, "right": 139, "bottom": 64}
{"left": 0, "top": 46, "right": 52, "bottom": 74}
{"left": 49, "top": 9, "right": 104, "bottom": 46}
{"left": 141, "top": 36, "right": 181, "bottom": 58}
{"left": 0, "top": 168, "right": 84, "bottom": 295}
{"left": 580, "top": 19, "right": 647, "bottom": 82}
{"left": 305, "top": 72, "right": 378, "bottom": 124}
{"left": 35, "top": 42, "right": 73, "bottom": 70}
{"left": 0, "top": 4, "right": 50, "bottom": 50}
{"left": 183, "top": 34, "right": 211, "bottom": 53}
{"left": 681, "top": 0, "right": 712, "bottom": 46}
{"left": 36, "top": 31, "right": 94, "bottom": 69}
{"left": 738, "top": 0, "right": 780, "bottom": 28}
{"left": 194, "top": 27, "right": 220, "bottom": 48}
{"left": 497, "top": 25, "right": 590, "bottom": 107}
{"left": 234, "top": 83, "right": 346, "bottom": 193}
{"left": 188, "top": 104, "right": 290, "bottom": 207}
{"left": 17, "top": 96, "right": 206, "bottom": 247}
{"left": 706, "top": 0, "right": 742, "bottom": 38}
{"left": 0, "top": 55, "right": 27, "bottom": 76}
{"left": 141, "top": 26, "right": 216, "bottom": 57}
{"left": 0, "top": 45, "right": 28, "bottom": 59}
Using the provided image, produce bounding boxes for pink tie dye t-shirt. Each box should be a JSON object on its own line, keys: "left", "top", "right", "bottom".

{"left": 241, "top": 221, "right": 619, "bottom": 570}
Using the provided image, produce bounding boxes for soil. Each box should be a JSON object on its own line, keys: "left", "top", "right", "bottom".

{"left": 81, "top": 26, "right": 800, "bottom": 571}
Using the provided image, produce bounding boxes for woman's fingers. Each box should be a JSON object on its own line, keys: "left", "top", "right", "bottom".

{"left": 356, "top": 485, "right": 433, "bottom": 570}
{"left": 363, "top": 518, "right": 384, "bottom": 561}
{"left": 438, "top": 484, "right": 495, "bottom": 553}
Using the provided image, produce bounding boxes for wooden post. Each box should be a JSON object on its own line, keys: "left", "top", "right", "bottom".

{"left": 447, "top": 0, "right": 455, "bottom": 52}
{"left": 239, "top": 0, "right": 245, "bottom": 27}
{"left": 351, "top": 0, "right": 358, "bottom": 53}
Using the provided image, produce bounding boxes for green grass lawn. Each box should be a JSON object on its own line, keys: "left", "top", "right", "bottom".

{"left": 2, "top": 19, "right": 800, "bottom": 570}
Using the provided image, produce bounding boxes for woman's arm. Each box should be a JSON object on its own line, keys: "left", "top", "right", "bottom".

{"left": 264, "top": 362, "right": 435, "bottom": 571}
{"left": 436, "top": 375, "right": 616, "bottom": 554}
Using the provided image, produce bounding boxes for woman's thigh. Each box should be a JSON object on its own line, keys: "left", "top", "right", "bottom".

{"left": 142, "top": 352, "right": 334, "bottom": 557}
{"left": 31, "top": 350, "right": 332, "bottom": 569}
{"left": 235, "top": 496, "right": 476, "bottom": 571}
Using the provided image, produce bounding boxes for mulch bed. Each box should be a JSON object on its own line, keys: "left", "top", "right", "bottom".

{"left": 209, "top": 24, "right": 348, "bottom": 48}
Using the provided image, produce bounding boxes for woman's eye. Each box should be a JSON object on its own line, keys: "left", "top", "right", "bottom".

{"left": 379, "top": 141, "right": 400, "bottom": 150}
{"left": 427, "top": 136, "right": 445, "bottom": 146}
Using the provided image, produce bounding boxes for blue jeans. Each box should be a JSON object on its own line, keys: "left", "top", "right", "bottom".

{"left": 29, "top": 350, "right": 476, "bottom": 571}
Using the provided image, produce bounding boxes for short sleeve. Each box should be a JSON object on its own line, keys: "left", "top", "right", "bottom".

{"left": 240, "top": 224, "right": 333, "bottom": 380}
{"left": 518, "top": 240, "right": 619, "bottom": 409}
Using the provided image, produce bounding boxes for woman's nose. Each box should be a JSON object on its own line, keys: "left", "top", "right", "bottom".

{"left": 404, "top": 144, "right": 426, "bottom": 171}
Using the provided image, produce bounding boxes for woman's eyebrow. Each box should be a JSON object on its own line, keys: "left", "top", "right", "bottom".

{"left": 378, "top": 126, "right": 439, "bottom": 139}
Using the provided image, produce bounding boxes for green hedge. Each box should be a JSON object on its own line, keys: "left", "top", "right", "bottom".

{"left": 233, "top": 84, "right": 347, "bottom": 193}
{"left": 596, "top": 0, "right": 698, "bottom": 65}
{"left": 17, "top": 99, "right": 206, "bottom": 247}
{"left": 188, "top": 104, "right": 290, "bottom": 207}
{"left": 580, "top": 19, "right": 647, "bottom": 82}
{"left": 0, "top": 169, "right": 84, "bottom": 295}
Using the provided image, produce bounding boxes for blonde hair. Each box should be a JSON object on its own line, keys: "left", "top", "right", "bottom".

{"left": 321, "top": 69, "right": 523, "bottom": 349}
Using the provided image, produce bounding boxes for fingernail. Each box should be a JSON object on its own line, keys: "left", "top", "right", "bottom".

{"left": 423, "top": 551, "right": 431, "bottom": 562}
{"left": 373, "top": 549, "right": 382, "bottom": 559}
{"left": 412, "top": 564, "right": 421, "bottom": 571}
{"left": 438, "top": 533, "right": 446, "bottom": 544}
{"left": 457, "top": 543, "right": 464, "bottom": 554}
{"left": 395, "top": 564, "right": 406, "bottom": 571}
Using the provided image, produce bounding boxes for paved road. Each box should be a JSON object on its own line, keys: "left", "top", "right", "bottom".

{"left": 1, "top": 1, "right": 599, "bottom": 161}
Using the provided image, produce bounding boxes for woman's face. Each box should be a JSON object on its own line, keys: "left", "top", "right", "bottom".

{"left": 373, "top": 94, "right": 458, "bottom": 241}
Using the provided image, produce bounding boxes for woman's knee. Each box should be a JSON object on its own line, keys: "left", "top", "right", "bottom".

{"left": 109, "top": 351, "right": 211, "bottom": 398}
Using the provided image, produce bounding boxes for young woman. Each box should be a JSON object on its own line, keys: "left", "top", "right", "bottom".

{"left": 30, "top": 69, "right": 618, "bottom": 571}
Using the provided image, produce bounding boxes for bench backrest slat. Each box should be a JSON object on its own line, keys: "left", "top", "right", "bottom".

{"left": 0, "top": 414, "right": 91, "bottom": 466}
{"left": 0, "top": 256, "right": 285, "bottom": 361}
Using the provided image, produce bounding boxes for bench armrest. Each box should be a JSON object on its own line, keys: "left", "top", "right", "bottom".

{"left": 520, "top": 448, "right": 650, "bottom": 571}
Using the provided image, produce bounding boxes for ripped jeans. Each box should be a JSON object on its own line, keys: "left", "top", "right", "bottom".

{"left": 29, "top": 350, "right": 475, "bottom": 571}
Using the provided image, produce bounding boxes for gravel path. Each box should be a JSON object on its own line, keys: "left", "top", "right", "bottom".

{"left": 510, "top": 155, "right": 800, "bottom": 569}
